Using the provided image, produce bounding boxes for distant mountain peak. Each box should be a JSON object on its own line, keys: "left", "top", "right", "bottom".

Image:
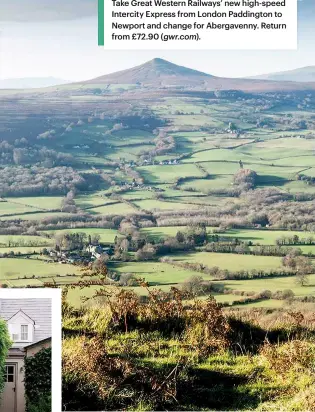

{"left": 140, "top": 58, "right": 212, "bottom": 77}
{"left": 147, "top": 57, "right": 169, "bottom": 65}
{"left": 84, "top": 58, "right": 213, "bottom": 86}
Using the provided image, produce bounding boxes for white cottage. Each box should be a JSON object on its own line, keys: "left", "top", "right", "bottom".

{"left": 0, "top": 298, "right": 52, "bottom": 412}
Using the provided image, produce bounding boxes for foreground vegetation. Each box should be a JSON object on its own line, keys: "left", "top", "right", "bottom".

{"left": 62, "top": 288, "right": 315, "bottom": 411}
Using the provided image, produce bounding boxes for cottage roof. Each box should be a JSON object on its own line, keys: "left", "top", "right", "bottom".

{"left": 0, "top": 298, "right": 52, "bottom": 345}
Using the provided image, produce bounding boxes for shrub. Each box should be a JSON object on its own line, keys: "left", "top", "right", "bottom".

{"left": 184, "top": 297, "right": 230, "bottom": 355}
{"left": 27, "top": 396, "right": 52, "bottom": 412}
{"left": 119, "top": 273, "right": 138, "bottom": 287}
{"left": 261, "top": 340, "right": 315, "bottom": 374}
{"left": 181, "top": 275, "right": 205, "bottom": 295}
{"left": 24, "top": 348, "right": 51, "bottom": 412}
{"left": 0, "top": 319, "right": 11, "bottom": 396}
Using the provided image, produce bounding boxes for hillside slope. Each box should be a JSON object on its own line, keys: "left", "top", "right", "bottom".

{"left": 250, "top": 66, "right": 315, "bottom": 83}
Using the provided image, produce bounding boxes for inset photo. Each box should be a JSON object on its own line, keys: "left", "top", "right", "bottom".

{"left": 0, "top": 289, "right": 61, "bottom": 412}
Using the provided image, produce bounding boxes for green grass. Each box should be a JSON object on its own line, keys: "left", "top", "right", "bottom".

{"left": 0, "top": 258, "right": 81, "bottom": 282}
{"left": 223, "top": 274, "right": 315, "bottom": 297}
{"left": 233, "top": 299, "right": 285, "bottom": 308}
{"left": 200, "top": 161, "right": 242, "bottom": 175}
{"left": 184, "top": 148, "right": 263, "bottom": 163}
{"left": 304, "top": 168, "right": 315, "bottom": 177}
{"left": 233, "top": 138, "right": 313, "bottom": 160}
{"left": 75, "top": 195, "right": 115, "bottom": 209}
{"left": 5, "top": 196, "right": 64, "bottom": 210}
{"left": 8, "top": 278, "right": 44, "bottom": 287}
{"left": 180, "top": 176, "right": 234, "bottom": 192}
{"left": 151, "top": 185, "right": 203, "bottom": 198}
{"left": 109, "top": 261, "right": 206, "bottom": 285}
{"left": 175, "top": 195, "right": 239, "bottom": 206}
{"left": 0, "top": 212, "right": 72, "bottom": 221}
{"left": 211, "top": 293, "right": 247, "bottom": 304}
{"left": 87, "top": 203, "right": 137, "bottom": 215}
{"left": 121, "top": 190, "right": 155, "bottom": 200}
{"left": 0, "top": 201, "right": 41, "bottom": 216}
{"left": 282, "top": 181, "right": 315, "bottom": 194}
{"left": 137, "top": 164, "right": 203, "bottom": 184}
{"left": 172, "top": 252, "right": 283, "bottom": 271}
{"left": 212, "top": 228, "right": 315, "bottom": 245}
{"left": 287, "top": 245, "right": 315, "bottom": 254}
{"left": 135, "top": 199, "right": 200, "bottom": 211}
{"left": 66, "top": 285, "right": 107, "bottom": 307}
{"left": 273, "top": 156, "right": 315, "bottom": 167}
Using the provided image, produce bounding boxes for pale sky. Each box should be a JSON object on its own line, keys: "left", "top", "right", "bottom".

{"left": 0, "top": 0, "right": 314, "bottom": 81}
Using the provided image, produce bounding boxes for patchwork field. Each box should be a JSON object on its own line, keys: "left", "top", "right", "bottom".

{"left": 1, "top": 81, "right": 315, "bottom": 313}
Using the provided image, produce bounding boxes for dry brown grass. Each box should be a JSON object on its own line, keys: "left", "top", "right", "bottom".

{"left": 227, "top": 306, "right": 315, "bottom": 332}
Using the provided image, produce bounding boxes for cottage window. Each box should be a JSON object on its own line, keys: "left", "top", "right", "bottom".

{"left": 21, "top": 325, "right": 29, "bottom": 340}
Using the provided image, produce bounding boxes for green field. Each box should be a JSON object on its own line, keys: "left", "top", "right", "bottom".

{"left": 5, "top": 196, "right": 64, "bottom": 210}
{"left": 171, "top": 252, "right": 283, "bottom": 271}
{"left": 90, "top": 203, "right": 137, "bottom": 215}
{"left": 109, "top": 261, "right": 207, "bottom": 285}
{"left": 0, "top": 258, "right": 81, "bottom": 283}
{"left": 0, "top": 212, "right": 73, "bottom": 221}
{"left": 223, "top": 274, "right": 315, "bottom": 297}
{"left": 0, "top": 201, "right": 42, "bottom": 216}
{"left": 135, "top": 199, "right": 201, "bottom": 211}
{"left": 138, "top": 164, "right": 204, "bottom": 184}
{"left": 208, "top": 228, "right": 315, "bottom": 245}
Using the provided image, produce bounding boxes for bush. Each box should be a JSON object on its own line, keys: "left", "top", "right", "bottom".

{"left": 119, "top": 273, "right": 138, "bottom": 286}
{"left": 24, "top": 348, "right": 51, "bottom": 412}
{"left": 181, "top": 275, "right": 205, "bottom": 295}
{"left": 261, "top": 340, "right": 315, "bottom": 374}
{"left": 0, "top": 319, "right": 11, "bottom": 397}
{"left": 27, "top": 396, "right": 52, "bottom": 412}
